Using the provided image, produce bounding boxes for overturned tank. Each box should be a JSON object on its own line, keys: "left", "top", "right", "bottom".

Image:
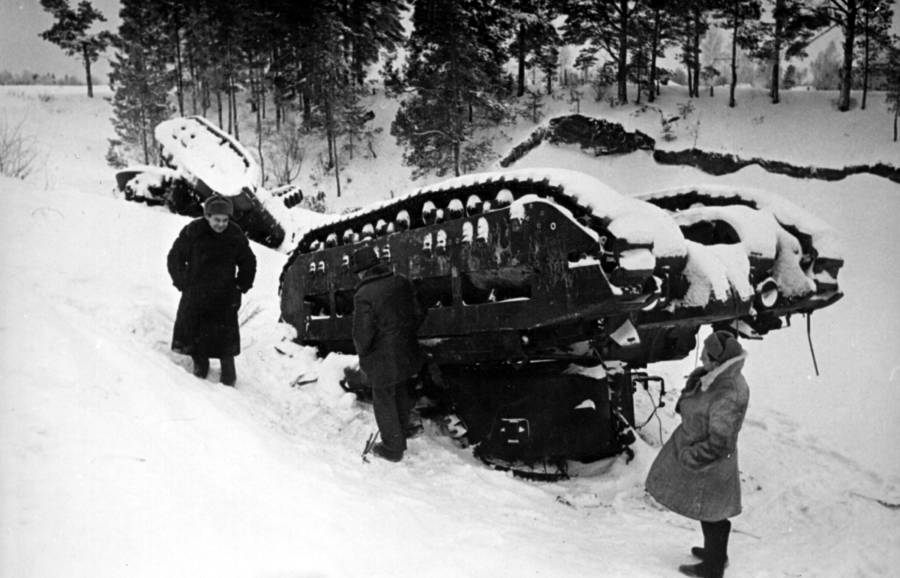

{"left": 279, "top": 168, "right": 843, "bottom": 477}
{"left": 114, "top": 116, "right": 296, "bottom": 249}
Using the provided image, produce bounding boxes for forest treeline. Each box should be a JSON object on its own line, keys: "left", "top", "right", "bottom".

{"left": 0, "top": 71, "right": 99, "bottom": 86}
{"left": 38, "top": 0, "right": 899, "bottom": 185}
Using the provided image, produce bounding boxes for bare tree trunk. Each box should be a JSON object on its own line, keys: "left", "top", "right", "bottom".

{"left": 255, "top": 68, "right": 265, "bottom": 184}
{"left": 333, "top": 132, "right": 341, "bottom": 197}
{"left": 453, "top": 79, "right": 464, "bottom": 177}
{"left": 301, "top": 87, "right": 312, "bottom": 126}
{"left": 648, "top": 6, "right": 661, "bottom": 103}
{"left": 692, "top": 8, "right": 702, "bottom": 98}
{"left": 348, "top": 125, "right": 355, "bottom": 161}
{"left": 231, "top": 78, "right": 240, "bottom": 140}
{"left": 894, "top": 107, "right": 898, "bottom": 141}
{"left": 729, "top": 10, "right": 738, "bottom": 108}
{"left": 82, "top": 45, "right": 94, "bottom": 98}
{"left": 617, "top": 0, "right": 629, "bottom": 104}
{"left": 226, "top": 81, "right": 233, "bottom": 134}
{"left": 216, "top": 89, "right": 223, "bottom": 128}
{"left": 139, "top": 103, "right": 149, "bottom": 164}
{"left": 634, "top": 54, "right": 643, "bottom": 105}
{"left": 188, "top": 43, "right": 198, "bottom": 114}
{"left": 839, "top": 0, "right": 858, "bottom": 111}
{"left": 261, "top": 75, "right": 267, "bottom": 120}
{"left": 517, "top": 23, "right": 527, "bottom": 97}
{"left": 203, "top": 79, "right": 211, "bottom": 119}
{"left": 173, "top": 8, "right": 184, "bottom": 116}
{"left": 770, "top": 0, "right": 784, "bottom": 103}
{"left": 270, "top": 45, "right": 280, "bottom": 131}
{"left": 325, "top": 82, "right": 341, "bottom": 196}
{"left": 861, "top": 7, "right": 870, "bottom": 109}
{"left": 686, "top": 50, "right": 694, "bottom": 97}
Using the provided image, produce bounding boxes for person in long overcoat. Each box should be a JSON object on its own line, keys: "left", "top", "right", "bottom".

{"left": 645, "top": 330, "right": 750, "bottom": 578}
{"left": 351, "top": 245, "right": 425, "bottom": 462}
{"left": 167, "top": 195, "right": 256, "bottom": 386}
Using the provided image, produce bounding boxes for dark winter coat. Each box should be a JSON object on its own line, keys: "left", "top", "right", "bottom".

{"left": 645, "top": 353, "right": 750, "bottom": 521}
{"left": 352, "top": 265, "right": 426, "bottom": 389}
{"left": 167, "top": 218, "right": 256, "bottom": 358}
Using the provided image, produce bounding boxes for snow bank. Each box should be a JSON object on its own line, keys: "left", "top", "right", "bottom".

{"left": 3, "top": 83, "right": 900, "bottom": 578}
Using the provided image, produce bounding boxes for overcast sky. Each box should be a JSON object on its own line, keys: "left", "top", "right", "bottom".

{"left": 0, "top": 0, "right": 120, "bottom": 80}
{"left": 0, "top": 0, "right": 897, "bottom": 83}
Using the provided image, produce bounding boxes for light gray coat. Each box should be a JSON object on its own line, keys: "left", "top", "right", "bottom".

{"left": 645, "top": 353, "right": 750, "bottom": 521}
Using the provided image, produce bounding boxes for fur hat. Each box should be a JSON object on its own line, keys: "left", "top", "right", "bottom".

{"left": 703, "top": 330, "right": 743, "bottom": 363}
{"left": 351, "top": 246, "right": 379, "bottom": 273}
{"left": 204, "top": 195, "right": 233, "bottom": 217}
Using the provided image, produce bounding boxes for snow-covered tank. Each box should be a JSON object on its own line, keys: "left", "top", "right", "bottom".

{"left": 279, "top": 169, "right": 843, "bottom": 477}
{"left": 115, "top": 116, "right": 288, "bottom": 249}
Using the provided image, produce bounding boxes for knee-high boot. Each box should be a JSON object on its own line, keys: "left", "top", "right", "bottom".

{"left": 220, "top": 356, "right": 236, "bottom": 386}
{"left": 192, "top": 356, "right": 209, "bottom": 378}
{"left": 709, "top": 519, "right": 731, "bottom": 570}
{"left": 691, "top": 521, "right": 730, "bottom": 566}
{"left": 680, "top": 520, "right": 730, "bottom": 577}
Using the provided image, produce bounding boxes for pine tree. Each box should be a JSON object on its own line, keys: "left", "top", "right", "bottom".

{"left": 712, "top": 0, "right": 762, "bottom": 107}
{"left": 343, "top": 0, "right": 407, "bottom": 86}
{"left": 667, "top": 0, "right": 715, "bottom": 98}
{"left": 157, "top": 0, "right": 189, "bottom": 116}
{"left": 822, "top": 0, "right": 861, "bottom": 111}
{"left": 627, "top": 8, "right": 654, "bottom": 104}
{"left": 38, "top": 0, "right": 115, "bottom": 98}
{"left": 534, "top": 42, "right": 562, "bottom": 95}
{"left": 181, "top": 0, "right": 223, "bottom": 119}
{"left": 781, "top": 63, "right": 799, "bottom": 88}
{"left": 883, "top": 36, "right": 900, "bottom": 141}
{"left": 392, "top": 0, "right": 513, "bottom": 179}
{"left": 855, "top": 0, "right": 893, "bottom": 109}
{"left": 342, "top": 90, "right": 380, "bottom": 161}
{"left": 108, "top": 0, "right": 171, "bottom": 165}
{"left": 509, "top": 0, "right": 561, "bottom": 97}
{"left": 641, "top": 0, "right": 682, "bottom": 103}
{"left": 316, "top": 11, "right": 354, "bottom": 197}
{"left": 233, "top": 0, "right": 280, "bottom": 180}
{"left": 754, "top": 0, "right": 828, "bottom": 104}
{"left": 562, "top": 0, "right": 642, "bottom": 104}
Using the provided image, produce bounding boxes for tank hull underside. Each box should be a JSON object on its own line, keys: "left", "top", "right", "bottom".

{"left": 281, "top": 169, "right": 843, "bottom": 474}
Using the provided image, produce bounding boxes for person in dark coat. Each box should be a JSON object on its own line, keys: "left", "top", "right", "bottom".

{"left": 351, "top": 245, "right": 426, "bottom": 462}
{"left": 645, "top": 330, "right": 750, "bottom": 578}
{"left": 167, "top": 194, "right": 257, "bottom": 386}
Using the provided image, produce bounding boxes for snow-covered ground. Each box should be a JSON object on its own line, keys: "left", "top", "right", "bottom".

{"left": 1, "top": 84, "right": 898, "bottom": 577}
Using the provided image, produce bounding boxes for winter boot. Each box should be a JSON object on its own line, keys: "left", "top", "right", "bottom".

{"left": 691, "top": 547, "right": 729, "bottom": 567}
{"left": 677, "top": 562, "right": 723, "bottom": 578}
{"left": 220, "top": 356, "right": 236, "bottom": 387}
{"left": 691, "top": 519, "right": 730, "bottom": 567}
{"left": 192, "top": 356, "right": 209, "bottom": 379}
{"left": 371, "top": 442, "right": 403, "bottom": 463}
{"left": 680, "top": 520, "right": 730, "bottom": 577}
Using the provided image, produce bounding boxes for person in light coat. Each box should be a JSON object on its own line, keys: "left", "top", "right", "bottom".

{"left": 645, "top": 330, "right": 750, "bottom": 578}
{"left": 351, "top": 245, "right": 426, "bottom": 462}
